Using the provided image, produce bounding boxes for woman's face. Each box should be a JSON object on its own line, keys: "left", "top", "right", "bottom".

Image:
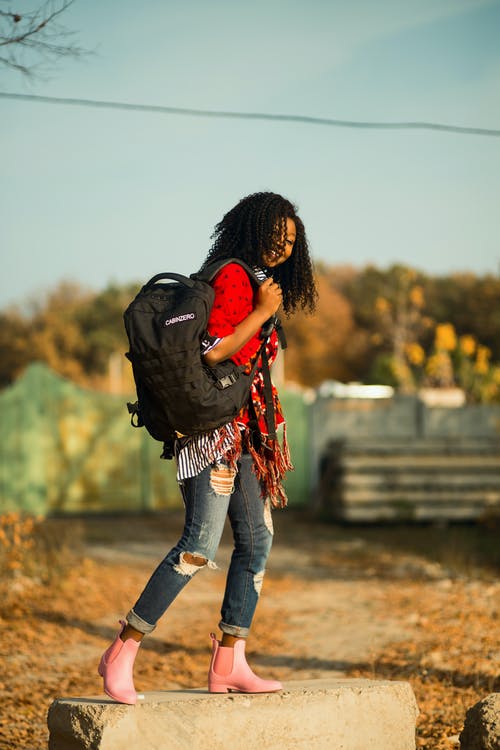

{"left": 262, "top": 217, "right": 296, "bottom": 268}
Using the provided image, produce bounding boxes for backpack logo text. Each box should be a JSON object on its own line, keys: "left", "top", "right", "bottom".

{"left": 164, "top": 312, "right": 196, "bottom": 326}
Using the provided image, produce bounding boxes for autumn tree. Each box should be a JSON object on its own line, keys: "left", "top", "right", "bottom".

{"left": 0, "top": 265, "right": 499, "bottom": 402}
{"left": 334, "top": 264, "right": 428, "bottom": 389}
{"left": 423, "top": 324, "right": 500, "bottom": 402}
{"left": 369, "top": 268, "right": 430, "bottom": 391}
{"left": 75, "top": 282, "right": 140, "bottom": 375}
{"left": 0, "top": 280, "right": 140, "bottom": 391}
{"left": 424, "top": 273, "right": 500, "bottom": 361}
{"left": 0, "top": 308, "right": 31, "bottom": 388}
{"left": 26, "top": 281, "right": 90, "bottom": 382}
{"left": 336, "top": 264, "right": 500, "bottom": 401}
{"left": 285, "top": 264, "right": 371, "bottom": 386}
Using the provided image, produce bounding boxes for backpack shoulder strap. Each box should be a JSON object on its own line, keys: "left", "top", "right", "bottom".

{"left": 196, "top": 257, "right": 288, "bottom": 350}
{"left": 192, "top": 258, "right": 262, "bottom": 287}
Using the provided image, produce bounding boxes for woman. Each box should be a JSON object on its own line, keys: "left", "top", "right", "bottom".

{"left": 98, "top": 191, "right": 317, "bottom": 703}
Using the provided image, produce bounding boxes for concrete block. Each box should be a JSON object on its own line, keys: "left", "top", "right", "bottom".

{"left": 48, "top": 678, "right": 418, "bottom": 750}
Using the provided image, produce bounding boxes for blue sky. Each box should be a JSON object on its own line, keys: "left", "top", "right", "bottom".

{"left": 1, "top": 0, "right": 499, "bottom": 308}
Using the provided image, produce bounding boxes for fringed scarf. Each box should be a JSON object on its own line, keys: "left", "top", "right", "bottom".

{"left": 214, "top": 332, "right": 294, "bottom": 508}
{"left": 205, "top": 261, "right": 294, "bottom": 507}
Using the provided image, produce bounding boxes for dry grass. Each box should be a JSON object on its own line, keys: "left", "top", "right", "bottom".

{"left": 0, "top": 511, "right": 498, "bottom": 749}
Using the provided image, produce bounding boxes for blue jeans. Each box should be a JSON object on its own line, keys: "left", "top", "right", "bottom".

{"left": 126, "top": 454, "right": 274, "bottom": 638}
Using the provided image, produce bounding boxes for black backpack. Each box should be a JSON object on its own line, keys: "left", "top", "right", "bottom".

{"left": 124, "top": 259, "right": 282, "bottom": 458}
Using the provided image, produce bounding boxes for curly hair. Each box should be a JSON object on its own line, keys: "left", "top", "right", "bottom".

{"left": 203, "top": 192, "right": 317, "bottom": 315}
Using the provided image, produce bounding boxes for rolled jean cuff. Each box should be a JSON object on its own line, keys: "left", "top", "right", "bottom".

{"left": 126, "top": 608, "right": 156, "bottom": 635}
{"left": 219, "top": 620, "right": 249, "bottom": 638}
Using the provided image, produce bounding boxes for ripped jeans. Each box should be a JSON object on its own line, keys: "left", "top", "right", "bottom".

{"left": 126, "top": 453, "right": 274, "bottom": 638}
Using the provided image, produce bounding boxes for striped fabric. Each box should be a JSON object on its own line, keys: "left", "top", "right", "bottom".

{"left": 175, "top": 422, "right": 239, "bottom": 480}
{"left": 175, "top": 265, "right": 269, "bottom": 482}
{"left": 250, "top": 266, "right": 268, "bottom": 283}
{"left": 200, "top": 334, "right": 223, "bottom": 356}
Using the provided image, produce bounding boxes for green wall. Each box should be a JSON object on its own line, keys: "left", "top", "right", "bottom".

{"left": 0, "top": 364, "right": 310, "bottom": 515}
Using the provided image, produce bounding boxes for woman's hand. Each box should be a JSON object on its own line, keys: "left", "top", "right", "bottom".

{"left": 203, "top": 279, "right": 281, "bottom": 366}
{"left": 255, "top": 278, "right": 282, "bottom": 317}
{"left": 203, "top": 278, "right": 282, "bottom": 366}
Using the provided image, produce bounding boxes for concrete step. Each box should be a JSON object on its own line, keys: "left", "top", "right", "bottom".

{"left": 337, "top": 502, "right": 491, "bottom": 522}
{"left": 335, "top": 439, "right": 500, "bottom": 456}
{"left": 47, "top": 679, "right": 418, "bottom": 750}
{"left": 343, "top": 473, "right": 500, "bottom": 489}
{"left": 341, "top": 456, "right": 500, "bottom": 469}
{"left": 340, "top": 488, "right": 500, "bottom": 503}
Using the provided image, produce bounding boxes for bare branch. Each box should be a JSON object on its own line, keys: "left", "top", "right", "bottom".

{"left": 0, "top": 1, "right": 89, "bottom": 78}
{"left": 0, "top": 0, "right": 73, "bottom": 46}
{"left": 0, "top": 52, "right": 30, "bottom": 75}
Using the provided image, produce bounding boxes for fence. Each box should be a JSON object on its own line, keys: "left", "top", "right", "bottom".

{"left": 0, "top": 363, "right": 310, "bottom": 515}
{"left": 2, "top": 364, "right": 499, "bottom": 520}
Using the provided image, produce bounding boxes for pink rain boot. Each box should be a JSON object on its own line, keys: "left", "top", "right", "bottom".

{"left": 98, "top": 620, "right": 141, "bottom": 704}
{"left": 208, "top": 632, "right": 282, "bottom": 693}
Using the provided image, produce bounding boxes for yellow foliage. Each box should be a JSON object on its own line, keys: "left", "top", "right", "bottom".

{"left": 409, "top": 285, "right": 425, "bottom": 309}
{"left": 375, "top": 296, "right": 391, "bottom": 314}
{"left": 405, "top": 342, "right": 425, "bottom": 366}
{"left": 425, "top": 351, "right": 454, "bottom": 386}
{"left": 393, "top": 360, "right": 413, "bottom": 388}
{"left": 482, "top": 382, "right": 499, "bottom": 400}
{"left": 435, "top": 323, "right": 457, "bottom": 352}
{"left": 459, "top": 335, "right": 476, "bottom": 357}
{"left": 475, "top": 346, "right": 491, "bottom": 375}
{"left": 426, "top": 353, "right": 442, "bottom": 377}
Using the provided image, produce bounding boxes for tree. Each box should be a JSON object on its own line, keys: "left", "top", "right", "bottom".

{"left": 76, "top": 281, "right": 140, "bottom": 390}
{"left": 0, "top": 0, "right": 86, "bottom": 77}
{"left": 26, "top": 281, "right": 90, "bottom": 382}
{"left": 369, "top": 268, "right": 430, "bottom": 392}
{"left": 425, "top": 273, "right": 500, "bottom": 361}
{"left": 0, "top": 308, "right": 31, "bottom": 388}
{"left": 285, "top": 266, "right": 372, "bottom": 386}
{"left": 1, "top": 266, "right": 498, "bottom": 401}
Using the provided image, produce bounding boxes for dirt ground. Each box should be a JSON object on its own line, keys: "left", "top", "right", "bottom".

{"left": 1, "top": 511, "right": 498, "bottom": 749}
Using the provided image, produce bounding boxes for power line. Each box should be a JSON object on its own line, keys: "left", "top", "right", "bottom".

{"left": 1, "top": 90, "right": 500, "bottom": 137}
